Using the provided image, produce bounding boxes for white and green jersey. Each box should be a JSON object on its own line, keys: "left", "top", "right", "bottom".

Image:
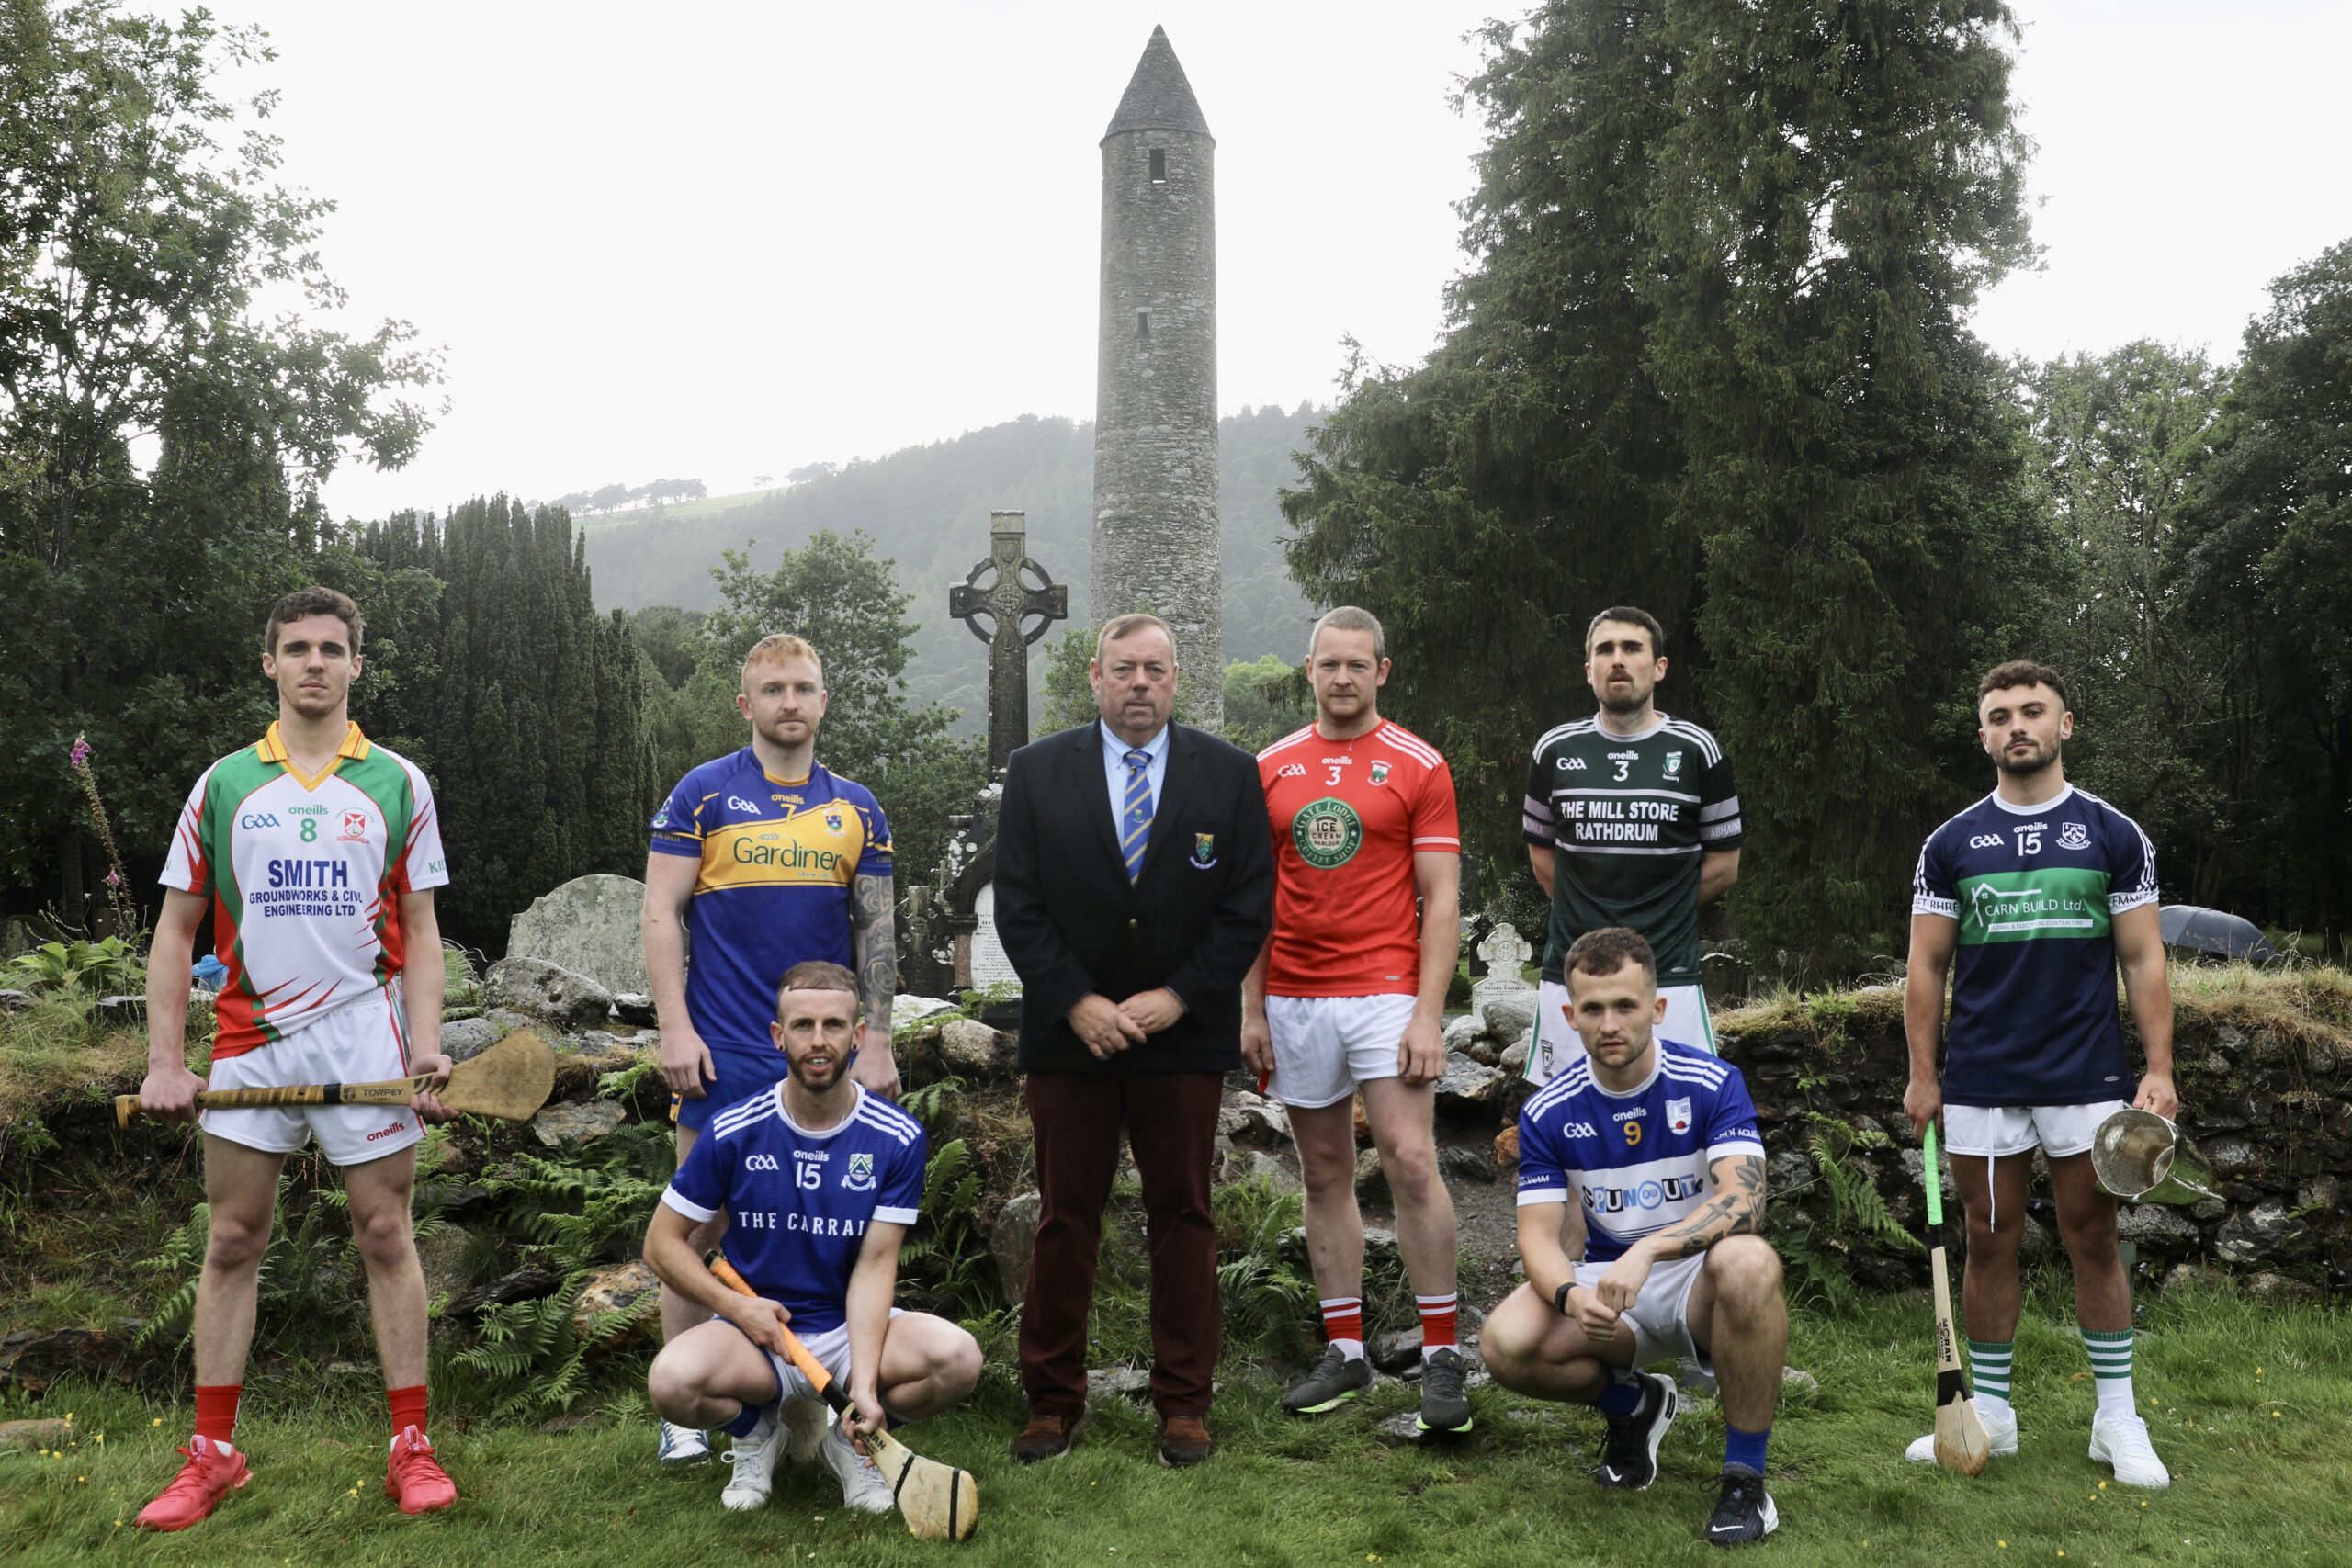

{"left": 1522, "top": 715, "right": 1741, "bottom": 989}
{"left": 160, "top": 722, "right": 449, "bottom": 1059}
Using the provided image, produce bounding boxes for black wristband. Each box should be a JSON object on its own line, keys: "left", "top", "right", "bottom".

{"left": 1553, "top": 1280, "right": 1575, "bottom": 1316}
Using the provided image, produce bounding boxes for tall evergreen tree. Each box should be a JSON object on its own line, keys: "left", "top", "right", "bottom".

{"left": 1283, "top": 4, "right": 1698, "bottom": 883}
{"left": 2029, "top": 344, "right": 2229, "bottom": 899}
{"left": 1646, "top": 0, "right": 2049, "bottom": 971}
{"left": 2180, "top": 240, "right": 2352, "bottom": 946}
{"left": 1289, "top": 0, "right": 2055, "bottom": 972}
{"left": 355, "top": 498, "right": 656, "bottom": 946}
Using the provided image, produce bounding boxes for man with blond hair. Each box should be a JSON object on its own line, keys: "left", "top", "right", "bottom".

{"left": 642, "top": 632, "right": 898, "bottom": 1466}
{"left": 1244, "top": 606, "right": 1471, "bottom": 1433}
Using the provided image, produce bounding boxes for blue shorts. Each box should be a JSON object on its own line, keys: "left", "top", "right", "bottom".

{"left": 670, "top": 1044, "right": 790, "bottom": 1134}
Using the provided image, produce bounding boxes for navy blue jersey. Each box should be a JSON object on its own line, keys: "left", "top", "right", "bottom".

{"left": 1913, "top": 785, "right": 2157, "bottom": 1106}
{"left": 662, "top": 1084, "right": 924, "bottom": 1334}
{"left": 1516, "top": 1040, "right": 1765, "bottom": 1264}
{"left": 649, "top": 752, "right": 891, "bottom": 1055}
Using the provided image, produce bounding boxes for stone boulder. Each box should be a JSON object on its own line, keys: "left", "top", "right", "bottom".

{"left": 532, "top": 1100, "right": 627, "bottom": 1148}
{"left": 1434, "top": 1052, "right": 1508, "bottom": 1115}
{"left": 990, "top": 1191, "right": 1042, "bottom": 1306}
{"left": 1442, "top": 1014, "right": 1485, "bottom": 1052}
{"left": 1219, "top": 1093, "right": 1292, "bottom": 1145}
{"left": 440, "top": 1016, "right": 503, "bottom": 1062}
{"left": 505, "top": 874, "right": 653, "bottom": 995}
{"left": 0, "top": 1417, "right": 75, "bottom": 1451}
{"left": 939, "top": 1018, "right": 1012, "bottom": 1077}
{"left": 2215, "top": 1201, "right": 2314, "bottom": 1265}
{"left": 572, "top": 1259, "right": 664, "bottom": 1344}
{"left": 1478, "top": 995, "right": 1538, "bottom": 1048}
{"left": 610, "top": 992, "right": 659, "bottom": 1027}
{"left": 485, "top": 956, "right": 612, "bottom": 1031}
{"left": 1088, "top": 1367, "right": 1150, "bottom": 1404}
{"left": 1355, "top": 1145, "right": 1387, "bottom": 1201}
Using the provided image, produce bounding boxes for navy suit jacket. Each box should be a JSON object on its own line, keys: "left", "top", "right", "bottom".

{"left": 992, "top": 721, "right": 1273, "bottom": 1074}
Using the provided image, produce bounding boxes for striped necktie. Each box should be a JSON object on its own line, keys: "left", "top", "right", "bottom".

{"left": 1121, "top": 748, "right": 1155, "bottom": 884}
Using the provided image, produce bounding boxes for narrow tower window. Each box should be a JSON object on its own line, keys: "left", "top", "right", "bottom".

{"left": 1136, "top": 310, "right": 1150, "bottom": 340}
{"left": 1148, "top": 148, "right": 1166, "bottom": 183}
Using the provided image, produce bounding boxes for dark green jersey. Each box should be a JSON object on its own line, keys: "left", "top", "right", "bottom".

{"left": 1522, "top": 715, "right": 1741, "bottom": 987}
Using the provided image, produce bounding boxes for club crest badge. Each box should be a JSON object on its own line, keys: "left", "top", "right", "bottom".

{"left": 1667, "top": 1097, "right": 1692, "bottom": 1134}
{"left": 650, "top": 805, "right": 671, "bottom": 829}
{"left": 2058, "top": 821, "right": 2089, "bottom": 851}
{"left": 1190, "top": 832, "right": 1217, "bottom": 869}
{"left": 825, "top": 808, "right": 844, "bottom": 833}
{"left": 1369, "top": 760, "right": 1391, "bottom": 785}
{"left": 1664, "top": 752, "right": 1684, "bottom": 778}
{"left": 338, "top": 809, "right": 369, "bottom": 842}
{"left": 842, "top": 1152, "right": 876, "bottom": 1192}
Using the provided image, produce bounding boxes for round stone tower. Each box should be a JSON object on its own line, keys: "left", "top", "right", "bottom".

{"left": 1092, "top": 25, "right": 1221, "bottom": 728}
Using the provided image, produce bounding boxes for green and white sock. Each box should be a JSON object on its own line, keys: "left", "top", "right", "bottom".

{"left": 1968, "top": 1339, "right": 2014, "bottom": 1420}
{"left": 2081, "top": 1328, "right": 2135, "bottom": 1417}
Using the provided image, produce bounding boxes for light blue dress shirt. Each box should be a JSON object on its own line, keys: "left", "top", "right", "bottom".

{"left": 1099, "top": 719, "right": 1171, "bottom": 847}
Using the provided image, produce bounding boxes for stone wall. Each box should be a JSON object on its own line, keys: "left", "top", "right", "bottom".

{"left": 1693, "top": 973, "right": 2352, "bottom": 1298}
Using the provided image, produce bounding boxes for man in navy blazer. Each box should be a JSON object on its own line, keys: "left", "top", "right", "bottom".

{"left": 992, "top": 612, "right": 1273, "bottom": 1468}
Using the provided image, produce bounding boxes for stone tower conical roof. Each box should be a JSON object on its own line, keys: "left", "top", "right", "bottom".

{"left": 1103, "top": 25, "right": 1211, "bottom": 141}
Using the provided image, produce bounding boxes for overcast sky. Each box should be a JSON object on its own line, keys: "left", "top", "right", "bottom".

{"left": 176, "top": 1, "right": 2351, "bottom": 524}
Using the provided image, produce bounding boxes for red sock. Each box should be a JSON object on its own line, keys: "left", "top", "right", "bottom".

{"left": 387, "top": 1384, "right": 428, "bottom": 1438}
{"left": 194, "top": 1384, "right": 241, "bottom": 1447}
{"left": 1417, "top": 1292, "right": 1459, "bottom": 1352}
{"left": 1318, "top": 1295, "right": 1364, "bottom": 1355}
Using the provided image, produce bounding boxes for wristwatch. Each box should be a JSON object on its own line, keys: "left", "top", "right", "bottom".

{"left": 1553, "top": 1280, "right": 1576, "bottom": 1316}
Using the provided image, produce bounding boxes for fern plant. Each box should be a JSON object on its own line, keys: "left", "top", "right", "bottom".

{"left": 1799, "top": 1111, "right": 1921, "bottom": 1256}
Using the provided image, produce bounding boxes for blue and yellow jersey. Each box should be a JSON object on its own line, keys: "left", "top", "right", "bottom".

{"left": 650, "top": 750, "right": 892, "bottom": 1055}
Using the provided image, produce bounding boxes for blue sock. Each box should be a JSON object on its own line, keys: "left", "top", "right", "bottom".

{"left": 722, "top": 1401, "right": 766, "bottom": 1439}
{"left": 1724, "top": 1421, "right": 1769, "bottom": 1475}
{"left": 1594, "top": 1374, "right": 1645, "bottom": 1419}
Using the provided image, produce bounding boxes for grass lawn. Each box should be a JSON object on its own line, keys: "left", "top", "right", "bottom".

{"left": 4, "top": 1280, "right": 2346, "bottom": 1567}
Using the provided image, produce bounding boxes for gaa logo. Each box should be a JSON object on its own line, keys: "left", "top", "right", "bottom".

{"left": 1291, "top": 798, "right": 1363, "bottom": 870}
{"left": 745, "top": 1154, "right": 781, "bottom": 1171}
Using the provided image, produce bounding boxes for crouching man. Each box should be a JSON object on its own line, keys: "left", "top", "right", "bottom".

{"left": 1480, "top": 928, "right": 1787, "bottom": 1548}
{"left": 643, "top": 962, "right": 980, "bottom": 1516}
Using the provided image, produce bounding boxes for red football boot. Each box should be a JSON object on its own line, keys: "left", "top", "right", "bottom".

{"left": 134, "top": 1435, "right": 252, "bottom": 1530}
{"left": 384, "top": 1425, "right": 458, "bottom": 1515}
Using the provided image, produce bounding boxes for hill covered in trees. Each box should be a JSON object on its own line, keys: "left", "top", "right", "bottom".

{"left": 581, "top": 405, "right": 1323, "bottom": 729}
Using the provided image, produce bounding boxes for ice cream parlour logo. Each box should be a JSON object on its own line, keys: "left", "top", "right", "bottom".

{"left": 1292, "top": 797, "right": 1363, "bottom": 870}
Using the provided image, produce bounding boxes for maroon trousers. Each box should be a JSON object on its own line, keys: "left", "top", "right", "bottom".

{"left": 1019, "top": 1069, "right": 1225, "bottom": 1421}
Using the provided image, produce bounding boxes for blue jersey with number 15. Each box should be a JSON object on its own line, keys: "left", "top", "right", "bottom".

{"left": 1912, "top": 784, "right": 2157, "bottom": 1108}
{"left": 661, "top": 1084, "right": 924, "bottom": 1335}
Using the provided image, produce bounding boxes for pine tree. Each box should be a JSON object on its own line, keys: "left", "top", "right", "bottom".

{"left": 1645, "top": 0, "right": 2049, "bottom": 971}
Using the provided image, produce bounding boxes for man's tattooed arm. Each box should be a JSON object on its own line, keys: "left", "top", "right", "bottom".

{"left": 851, "top": 874, "right": 896, "bottom": 1037}
{"left": 1654, "top": 1154, "right": 1768, "bottom": 1259}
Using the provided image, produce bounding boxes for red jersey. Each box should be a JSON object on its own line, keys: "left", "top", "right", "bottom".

{"left": 1259, "top": 719, "right": 1460, "bottom": 998}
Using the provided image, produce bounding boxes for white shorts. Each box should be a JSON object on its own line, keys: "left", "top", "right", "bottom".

{"left": 200, "top": 983, "right": 423, "bottom": 1167}
{"left": 1572, "top": 1253, "right": 1712, "bottom": 1372}
{"left": 1524, "top": 980, "right": 1714, "bottom": 1085}
{"left": 1942, "top": 1100, "right": 2129, "bottom": 1160}
{"left": 1264, "top": 993, "right": 1419, "bottom": 1109}
{"left": 737, "top": 1309, "right": 906, "bottom": 1406}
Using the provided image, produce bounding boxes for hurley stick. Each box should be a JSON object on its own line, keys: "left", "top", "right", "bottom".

{"left": 705, "top": 1250, "right": 978, "bottom": 1541}
{"left": 115, "top": 1027, "right": 557, "bottom": 1130}
{"left": 1924, "top": 1122, "right": 1992, "bottom": 1475}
